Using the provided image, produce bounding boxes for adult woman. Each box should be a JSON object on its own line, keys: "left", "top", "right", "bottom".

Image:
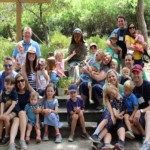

{"left": 124, "top": 53, "right": 148, "bottom": 80}
{"left": 68, "top": 28, "right": 88, "bottom": 80}
{"left": 79, "top": 52, "right": 112, "bottom": 108}
{"left": 8, "top": 73, "right": 30, "bottom": 150}
{"left": 21, "top": 46, "right": 37, "bottom": 91}
{"left": 125, "top": 23, "right": 143, "bottom": 66}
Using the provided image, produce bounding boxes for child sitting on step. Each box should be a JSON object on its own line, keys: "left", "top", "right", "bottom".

{"left": 66, "top": 84, "right": 90, "bottom": 142}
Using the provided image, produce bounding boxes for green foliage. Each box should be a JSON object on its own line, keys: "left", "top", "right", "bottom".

{"left": 57, "top": 77, "right": 73, "bottom": 88}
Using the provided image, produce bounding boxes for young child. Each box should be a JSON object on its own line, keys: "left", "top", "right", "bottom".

{"left": 25, "top": 92, "right": 41, "bottom": 143}
{"left": 0, "top": 76, "right": 18, "bottom": 145}
{"left": 122, "top": 80, "right": 138, "bottom": 139}
{"left": 36, "top": 58, "right": 50, "bottom": 96}
{"left": 120, "top": 67, "right": 131, "bottom": 85}
{"left": 106, "top": 33, "right": 122, "bottom": 73}
{"left": 90, "top": 83, "right": 126, "bottom": 149}
{"left": 42, "top": 83, "right": 63, "bottom": 143}
{"left": 50, "top": 50, "right": 76, "bottom": 87}
{"left": 66, "top": 84, "right": 90, "bottom": 142}
{"left": 76, "top": 50, "right": 104, "bottom": 104}
{"left": 16, "top": 42, "right": 26, "bottom": 66}
{"left": 110, "top": 59, "right": 118, "bottom": 72}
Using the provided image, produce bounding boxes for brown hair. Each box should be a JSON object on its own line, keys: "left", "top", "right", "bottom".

{"left": 5, "top": 75, "right": 15, "bottom": 84}
{"left": 43, "top": 83, "right": 55, "bottom": 99}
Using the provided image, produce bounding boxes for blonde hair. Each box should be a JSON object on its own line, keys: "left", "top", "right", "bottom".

{"left": 54, "top": 50, "right": 64, "bottom": 60}
{"left": 30, "top": 92, "right": 39, "bottom": 101}
{"left": 122, "top": 67, "right": 130, "bottom": 73}
{"left": 124, "top": 80, "right": 135, "bottom": 91}
{"left": 36, "top": 58, "right": 47, "bottom": 70}
{"left": 111, "top": 59, "right": 118, "bottom": 66}
{"left": 103, "top": 83, "right": 118, "bottom": 105}
{"left": 16, "top": 42, "right": 23, "bottom": 49}
{"left": 105, "top": 69, "right": 120, "bottom": 92}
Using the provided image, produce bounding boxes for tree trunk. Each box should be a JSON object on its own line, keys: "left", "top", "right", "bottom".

{"left": 136, "top": 0, "right": 148, "bottom": 45}
{"left": 6, "top": 24, "right": 16, "bottom": 42}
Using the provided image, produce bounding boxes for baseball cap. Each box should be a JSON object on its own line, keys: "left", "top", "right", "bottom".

{"left": 90, "top": 43, "right": 97, "bottom": 48}
{"left": 132, "top": 64, "right": 142, "bottom": 72}
{"left": 27, "top": 46, "right": 36, "bottom": 54}
{"left": 68, "top": 84, "right": 77, "bottom": 93}
{"left": 73, "top": 28, "right": 82, "bottom": 34}
{"left": 110, "top": 33, "right": 117, "bottom": 39}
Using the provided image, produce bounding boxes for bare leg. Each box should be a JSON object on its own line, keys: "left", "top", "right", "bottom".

{"left": 144, "top": 111, "right": 150, "bottom": 142}
{"left": 54, "top": 127, "right": 60, "bottom": 135}
{"left": 103, "top": 132, "right": 112, "bottom": 144}
{"left": 4, "top": 116, "right": 11, "bottom": 136}
{"left": 19, "top": 111, "right": 27, "bottom": 141}
{"left": 134, "top": 119, "right": 145, "bottom": 136}
{"left": 26, "top": 123, "right": 32, "bottom": 138}
{"left": 79, "top": 111, "right": 86, "bottom": 133}
{"left": 124, "top": 114, "right": 132, "bottom": 131}
{"left": 0, "top": 120, "right": 3, "bottom": 139}
{"left": 88, "top": 82, "right": 94, "bottom": 104}
{"left": 9, "top": 117, "right": 19, "bottom": 144}
{"left": 98, "top": 128, "right": 108, "bottom": 139}
{"left": 71, "top": 114, "right": 79, "bottom": 135}
{"left": 44, "top": 125, "right": 48, "bottom": 134}
{"left": 117, "top": 127, "right": 125, "bottom": 141}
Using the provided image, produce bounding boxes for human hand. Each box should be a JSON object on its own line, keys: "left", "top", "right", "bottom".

{"left": 44, "top": 109, "right": 51, "bottom": 115}
{"left": 33, "top": 107, "right": 42, "bottom": 114}
{"left": 111, "top": 115, "right": 116, "bottom": 125}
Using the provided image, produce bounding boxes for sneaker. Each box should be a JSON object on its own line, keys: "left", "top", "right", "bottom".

{"left": 89, "top": 99, "right": 94, "bottom": 104}
{"left": 55, "top": 134, "right": 62, "bottom": 143}
{"left": 125, "top": 130, "right": 135, "bottom": 139}
{"left": 68, "top": 134, "right": 74, "bottom": 142}
{"left": 114, "top": 140, "right": 124, "bottom": 150}
{"left": 101, "top": 143, "right": 114, "bottom": 150}
{"left": 19, "top": 140, "right": 28, "bottom": 150}
{"left": 91, "top": 142, "right": 103, "bottom": 150}
{"left": 140, "top": 141, "right": 150, "bottom": 150}
{"left": 90, "top": 134, "right": 101, "bottom": 144}
{"left": 1, "top": 136, "right": 10, "bottom": 145}
{"left": 81, "top": 132, "right": 91, "bottom": 140}
{"left": 8, "top": 143, "right": 16, "bottom": 150}
{"left": 42, "top": 133, "right": 49, "bottom": 141}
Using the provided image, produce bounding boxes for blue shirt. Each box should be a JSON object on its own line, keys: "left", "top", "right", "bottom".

{"left": 12, "top": 39, "right": 41, "bottom": 57}
{"left": 122, "top": 93, "right": 138, "bottom": 112}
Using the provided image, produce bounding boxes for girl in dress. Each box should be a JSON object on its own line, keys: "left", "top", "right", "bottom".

{"left": 36, "top": 58, "right": 49, "bottom": 96}
{"left": 42, "top": 83, "right": 63, "bottom": 143}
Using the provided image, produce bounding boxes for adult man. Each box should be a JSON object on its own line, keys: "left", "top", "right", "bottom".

{"left": 106, "top": 16, "right": 127, "bottom": 67}
{"left": 0, "top": 57, "right": 18, "bottom": 93}
{"left": 132, "top": 64, "right": 150, "bottom": 150}
{"left": 12, "top": 27, "right": 41, "bottom": 58}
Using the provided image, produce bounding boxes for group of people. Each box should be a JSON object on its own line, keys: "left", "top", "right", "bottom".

{"left": 0, "top": 15, "right": 149, "bottom": 150}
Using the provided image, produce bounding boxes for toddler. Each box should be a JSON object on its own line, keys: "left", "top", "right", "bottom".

{"left": 36, "top": 58, "right": 50, "bottom": 96}
{"left": 25, "top": 92, "right": 41, "bottom": 143}
{"left": 66, "top": 84, "right": 90, "bottom": 142}
{"left": 122, "top": 80, "right": 138, "bottom": 139}
{"left": 42, "top": 83, "right": 63, "bottom": 143}
{"left": 120, "top": 67, "right": 131, "bottom": 85}
{"left": 0, "top": 76, "right": 18, "bottom": 145}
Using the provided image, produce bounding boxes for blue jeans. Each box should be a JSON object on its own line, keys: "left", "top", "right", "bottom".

{"left": 50, "top": 72, "right": 60, "bottom": 88}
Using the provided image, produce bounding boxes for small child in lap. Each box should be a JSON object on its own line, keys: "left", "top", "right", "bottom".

{"left": 25, "top": 92, "right": 41, "bottom": 144}
{"left": 0, "top": 76, "right": 18, "bottom": 145}
{"left": 42, "top": 83, "right": 63, "bottom": 143}
{"left": 122, "top": 80, "right": 138, "bottom": 139}
{"left": 66, "top": 84, "right": 90, "bottom": 142}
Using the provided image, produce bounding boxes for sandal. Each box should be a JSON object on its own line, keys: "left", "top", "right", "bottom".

{"left": 25, "top": 136, "right": 30, "bottom": 144}
{"left": 36, "top": 136, "right": 41, "bottom": 143}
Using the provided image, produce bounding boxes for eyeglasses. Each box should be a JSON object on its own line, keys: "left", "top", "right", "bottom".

{"left": 16, "top": 79, "right": 25, "bottom": 84}
{"left": 4, "top": 64, "right": 13, "bottom": 68}
{"left": 129, "top": 26, "right": 135, "bottom": 29}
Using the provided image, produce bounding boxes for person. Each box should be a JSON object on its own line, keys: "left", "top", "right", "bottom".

{"left": 120, "top": 67, "right": 131, "bottom": 85}
{"left": 50, "top": 50, "right": 76, "bottom": 87}
{"left": 79, "top": 52, "right": 112, "bottom": 109}
{"left": 21, "top": 46, "right": 37, "bottom": 92}
{"left": 66, "top": 84, "right": 90, "bottom": 142}
{"left": 131, "top": 64, "right": 150, "bottom": 150}
{"left": 0, "top": 76, "right": 18, "bottom": 146}
{"left": 110, "top": 59, "right": 119, "bottom": 72}
{"left": 124, "top": 53, "right": 148, "bottom": 81}
{"left": 106, "top": 33, "right": 122, "bottom": 72}
{"left": 106, "top": 15, "right": 128, "bottom": 67}
{"left": 122, "top": 80, "right": 138, "bottom": 139}
{"left": 76, "top": 50, "right": 104, "bottom": 104}
{"left": 125, "top": 23, "right": 144, "bottom": 66}
{"left": 36, "top": 58, "right": 49, "bottom": 96}
{"left": 41, "top": 83, "right": 63, "bottom": 143}
{"left": 15, "top": 42, "right": 26, "bottom": 66}
{"left": 8, "top": 73, "right": 30, "bottom": 150}
{"left": 0, "top": 57, "right": 18, "bottom": 95}
{"left": 12, "top": 27, "right": 41, "bottom": 58}
{"left": 25, "top": 92, "right": 41, "bottom": 144}
{"left": 68, "top": 28, "right": 88, "bottom": 79}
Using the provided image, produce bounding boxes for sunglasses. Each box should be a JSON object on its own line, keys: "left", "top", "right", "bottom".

{"left": 16, "top": 79, "right": 25, "bottom": 84}
{"left": 4, "top": 64, "right": 12, "bottom": 68}
{"left": 129, "top": 26, "right": 135, "bottom": 29}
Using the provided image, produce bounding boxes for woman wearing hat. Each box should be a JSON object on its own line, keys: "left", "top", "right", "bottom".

{"left": 68, "top": 28, "right": 88, "bottom": 81}
{"left": 21, "top": 46, "right": 37, "bottom": 92}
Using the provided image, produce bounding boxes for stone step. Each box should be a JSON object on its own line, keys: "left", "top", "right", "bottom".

{"left": 58, "top": 108, "right": 103, "bottom": 122}
{"left": 30, "top": 122, "right": 97, "bottom": 138}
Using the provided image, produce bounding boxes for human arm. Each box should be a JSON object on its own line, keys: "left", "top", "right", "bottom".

{"left": 36, "top": 71, "right": 42, "bottom": 89}
{"left": 35, "top": 114, "right": 40, "bottom": 128}
{"left": 4, "top": 101, "right": 16, "bottom": 115}
{"left": 64, "top": 50, "right": 76, "bottom": 63}
{"left": 90, "top": 70, "right": 107, "bottom": 82}
{"left": 0, "top": 102, "right": 4, "bottom": 115}
{"left": 129, "top": 105, "right": 138, "bottom": 122}
{"left": 106, "top": 39, "right": 119, "bottom": 54}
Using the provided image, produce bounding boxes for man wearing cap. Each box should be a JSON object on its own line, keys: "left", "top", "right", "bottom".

{"left": 12, "top": 27, "right": 41, "bottom": 58}
{"left": 106, "top": 16, "right": 127, "bottom": 67}
{"left": 132, "top": 64, "right": 150, "bottom": 150}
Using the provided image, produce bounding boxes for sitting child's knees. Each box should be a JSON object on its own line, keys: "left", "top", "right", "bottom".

{"left": 72, "top": 114, "right": 79, "bottom": 120}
